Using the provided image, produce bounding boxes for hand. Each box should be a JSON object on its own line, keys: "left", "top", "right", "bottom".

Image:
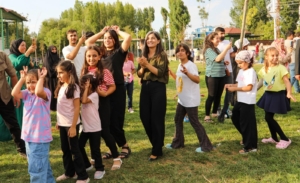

{"left": 101, "top": 26, "right": 110, "bottom": 34}
{"left": 28, "top": 45, "right": 37, "bottom": 53}
{"left": 97, "top": 87, "right": 107, "bottom": 97}
{"left": 20, "top": 66, "right": 28, "bottom": 79}
{"left": 68, "top": 126, "right": 76, "bottom": 137}
{"left": 224, "top": 60, "right": 230, "bottom": 65}
{"left": 227, "top": 87, "right": 235, "bottom": 92}
{"left": 138, "top": 57, "right": 148, "bottom": 68}
{"left": 79, "top": 33, "right": 86, "bottom": 43}
{"left": 173, "top": 94, "right": 178, "bottom": 100}
{"left": 13, "top": 97, "right": 20, "bottom": 108}
{"left": 295, "top": 75, "right": 300, "bottom": 81}
{"left": 111, "top": 25, "right": 120, "bottom": 33}
{"left": 226, "top": 42, "right": 232, "bottom": 50}
{"left": 85, "top": 78, "right": 90, "bottom": 89}
{"left": 38, "top": 67, "right": 47, "bottom": 79}
{"left": 287, "top": 92, "right": 296, "bottom": 102}
{"left": 180, "top": 64, "right": 188, "bottom": 75}
{"left": 55, "top": 123, "right": 60, "bottom": 130}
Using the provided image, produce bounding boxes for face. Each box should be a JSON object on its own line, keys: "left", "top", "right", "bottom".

{"left": 18, "top": 41, "right": 27, "bottom": 54}
{"left": 25, "top": 74, "right": 38, "bottom": 94}
{"left": 176, "top": 47, "right": 189, "bottom": 60}
{"left": 236, "top": 60, "right": 249, "bottom": 70}
{"left": 86, "top": 49, "right": 101, "bottom": 67}
{"left": 104, "top": 32, "right": 115, "bottom": 50}
{"left": 57, "top": 67, "right": 70, "bottom": 83}
{"left": 51, "top": 47, "right": 57, "bottom": 53}
{"left": 211, "top": 36, "right": 220, "bottom": 47}
{"left": 67, "top": 32, "right": 78, "bottom": 45}
{"left": 217, "top": 32, "right": 225, "bottom": 41}
{"left": 146, "top": 33, "right": 160, "bottom": 48}
{"left": 266, "top": 51, "right": 279, "bottom": 66}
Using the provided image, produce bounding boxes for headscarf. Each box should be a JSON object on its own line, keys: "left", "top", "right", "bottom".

{"left": 9, "top": 39, "right": 24, "bottom": 56}
{"left": 271, "top": 38, "right": 286, "bottom": 58}
{"left": 43, "top": 45, "right": 60, "bottom": 77}
{"left": 234, "top": 38, "right": 250, "bottom": 50}
{"left": 235, "top": 50, "right": 252, "bottom": 63}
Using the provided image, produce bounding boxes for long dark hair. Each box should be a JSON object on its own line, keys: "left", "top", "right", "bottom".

{"left": 142, "top": 31, "right": 165, "bottom": 59}
{"left": 80, "top": 74, "right": 98, "bottom": 97}
{"left": 54, "top": 60, "right": 79, "bottom": 99}
{"left": 102, "top": 29, "right": 120, "bottom": 57}
{"left": 81, "top": 46, "right": 105, "bottom": 84}
{"left": 203, "top": 32, "right": 220, "bottom": 60}
{"left": 175, "top": 43, "right": 192, "bottom": 61}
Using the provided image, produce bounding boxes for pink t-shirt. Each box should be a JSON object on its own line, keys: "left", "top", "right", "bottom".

{"left": 81, "top": 92, "right": 101, "bottom": 132}
{"left": 21, "top": 88, "right": 52, "bottom": 143}
{"left": 87, "top": 68, "right": 115, "bottom": 91}
{"left": 122, "top": 61, "right": 134, "bottom": 83}
{"left": 57, "top": 84, "right": 80, "bottom": 127}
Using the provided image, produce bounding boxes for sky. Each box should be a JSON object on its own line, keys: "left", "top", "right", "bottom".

{"left": 0, "top": 0, "right": 232, "bottom": 34}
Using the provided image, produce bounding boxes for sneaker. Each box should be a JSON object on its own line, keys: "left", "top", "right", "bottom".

{"left": 183, "top": 116, "right": 190, "bottom": 123}
{"left": 90, "top": 159, "right": 95, "bottom": 165}
{"left": 195, "top": 147, "right": 205, "bottom": 153}
{"left": 94, "top": 170, "right": 105, "bottom": 179}
{"left": 261, "top": 137, "right": 277, "bottom": 144}
{"left": 239, "top": 148, "right": 257, "bottom": 154}
{"left": 276, "top": 139, "right": 292, "bottom": 149}
{"left": 128, "top": 108, "right": 134, "bottom": 113}
{"left": 56, "top": 174, "right": 78, "bottom": 181}
{"left": 227, "top": 109, "right": 232, "bottom": 116}
{"left": 86, "top": 165, "right": 93, "bottom": 171}
{"left": 76, "top": 178, "right": 90, "bottom": 183}
{"left": 165, "top": 144, "right": 173, "bottom": 149}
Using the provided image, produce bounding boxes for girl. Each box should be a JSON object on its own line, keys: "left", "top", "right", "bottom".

{"left": 11, "top": 66, "right": 55, "bottom": 182}
{"left": 165, "top": 44, "right": 213, "bottom": 153}
{"left": 81, "top": 46, "right": 121, "bottom": 170}
{"left": 203, "top": 32, "right": 232, "bottom": 122}
{"left": 123, "top": 53, "right": 136, "bottom": 113}
{"left": 55, "top": 61, "right": 90, "bottom": 183}
{"left": 85, "top": 25, "right": 132, "bottom": 158}
{"left": 79, "top": 75, "right": 105, "bottom": 179}
{"left": 137, "top": 31, "right": 169, "bottom": 160}
{"left": 257, "top": 47, "right": 295, "bottom": 149}
{"left": 225, "top": 50, "right": 258, "bottom": 154}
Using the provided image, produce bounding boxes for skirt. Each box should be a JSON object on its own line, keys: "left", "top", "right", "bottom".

{"left": 257, "top": 90, "right": 291, "bottom": 114}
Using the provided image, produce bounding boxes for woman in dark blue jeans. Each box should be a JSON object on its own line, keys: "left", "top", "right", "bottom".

{"left": 123, "top": 53, "right": 136, "bottom": 113}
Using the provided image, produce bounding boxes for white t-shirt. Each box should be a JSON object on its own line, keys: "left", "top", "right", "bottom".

{"left": 236, "top": 68, "right": 257, "bottom": 104}
{"left": 57, "top": 84, "right": 81, "bottom": 127}
{"left": 62, "top": 45, "right": 86, "bottom": 78}
{"left": 176, "top": 61, "right": 200, "bottom": 107}
{"left": 81, "top": 92, "right": 101, "bottom": 132}
{"left": 218, "top": 40, "right": 233, "bottom": 72}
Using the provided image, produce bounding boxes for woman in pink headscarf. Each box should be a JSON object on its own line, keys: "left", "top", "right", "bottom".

{"left": 271, "top": 38, "right": 292, "bottom": 69}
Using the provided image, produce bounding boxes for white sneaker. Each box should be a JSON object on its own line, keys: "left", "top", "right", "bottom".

{"left": 94, "top": 170, "right": 105, "bottom": 179}
{"left": 76, "top": 178, "right": 90, "bottom": 183}
{"left": 128, "top": 108, "right": 134, "bottom": 113}
{"left": 86, "top": 165, "right": 93, "bottom": 171}
{"left": 56, "top": 174, "right": 77, "bottom": 181}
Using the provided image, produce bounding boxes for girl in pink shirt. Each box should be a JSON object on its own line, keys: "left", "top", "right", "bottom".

{"left": 123, "top": 53, "right": 136, "bottom": 113}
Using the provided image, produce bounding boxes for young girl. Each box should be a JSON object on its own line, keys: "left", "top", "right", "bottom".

{"left": 78, "top": 75, "right": 105, "bottom": 179}
{"left": 81, "top": 46, "right": 122, "bottom": 170}
{"left": 11, "top": 66, "right": 54, "bottom": 182}
{"left": 123, "top": 53, "right": 136, "bottom": 113}
{"left": 55, "top": 61, "right": 90, "bottom": 183}
{"left": 225, "top": 50, "right": 258, "bottom": 154}
{"left": 165, "top": 44, "right": 213, "bottom": 153}
{"left": 257, "top": 47, "right": 295, "bottom": 149}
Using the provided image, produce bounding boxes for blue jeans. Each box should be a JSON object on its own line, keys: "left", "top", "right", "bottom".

{"left": 25, "top": 142, "right": 55, "bottom": 183}
{"left": 124, "top": 81, "right": 134, "bottom": 108}
{"left": 289, "top": 63, "right": 300, "bottom": 93}
{"left": 259, "top": 57, "right": 264, "bottom": 63}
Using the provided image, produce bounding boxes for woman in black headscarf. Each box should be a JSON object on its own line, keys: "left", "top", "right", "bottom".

{"left": 43, "top": 45, "right": 60, "bottom": 111}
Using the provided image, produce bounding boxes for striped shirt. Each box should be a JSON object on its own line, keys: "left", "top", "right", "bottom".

{"left": 88, "top": 68, "right": 115, "bottom": 91}
{"left": 205, "top": 48, "right": 226, "bottom": 77}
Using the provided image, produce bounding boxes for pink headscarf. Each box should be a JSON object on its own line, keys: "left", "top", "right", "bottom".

{"left": 271, "top": 38, "right": 286, "bottom": 58}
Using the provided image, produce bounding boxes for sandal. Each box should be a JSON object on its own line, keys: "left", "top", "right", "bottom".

{"left": 275, "top": 139, "right": 291, "bottom": 149}
{"left": 102, "top": 152, "right": 113, "bottom": 159}
{"left": 204, "top": 118, "right": 213, "bottom": 123}
{"left": 120, "top": 146, "right": 131, "bottom": 158}
{"left": 111, "top": 158, "right": 122, "bottom": 170}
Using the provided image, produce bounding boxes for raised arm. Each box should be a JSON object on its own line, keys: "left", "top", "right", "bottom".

{"left": 85, "top": 26, "right": 110, "bottom": 46}
{"left": 215, "top": 42, "right": 232, "bottom": 62}
{"left": 112, "top": 26, "right": 132, "bottom": 52}
{"left": 81, "top": 79, "right": 92, "bottom": 104}
{"left": 64, "top": 35, "right": 86, "bottom": 60}
{"left": 35, "top": 67, "right": 48, "bottom": 101}
{"left": 11, "top": 66, "right": 27, "bottom": 99}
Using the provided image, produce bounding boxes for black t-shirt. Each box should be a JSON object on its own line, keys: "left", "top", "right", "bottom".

{"left": 102, "top": 47, "right": 128, "bottom": 85}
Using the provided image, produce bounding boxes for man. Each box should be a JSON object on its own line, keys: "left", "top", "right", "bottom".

{"left": 62, "top": 29, "right": 86, "bottom": 78}
{"left": 215, "top": 27, "right": 234, "bottom": 122}
{"left": 284, "top": 30, "right": 300, "bottom": 93}
{"left": 0, "top": 51, "right": 26, "bottom": 157}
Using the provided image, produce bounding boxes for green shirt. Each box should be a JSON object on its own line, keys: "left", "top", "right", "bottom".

{"left": 8, "top": 54, "right": 30, "bottom": 90}
{"left": 205, "top": 48, "right": 225, "bottom": 77}
{"left": 138, "top": 52, "right": 169, "bottom": 84}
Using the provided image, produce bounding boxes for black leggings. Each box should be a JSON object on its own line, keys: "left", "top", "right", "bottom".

{"left": 205, "top": 76, "right": 226, "bottom": 116}
{"left": 265, "top": 111, "right": 288, "bottom": 141}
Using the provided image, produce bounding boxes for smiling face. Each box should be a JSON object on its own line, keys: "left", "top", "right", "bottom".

{"left": 176, "top": 46, "right": 189, "bottom": 61}
{"left": 85, "top": 49, "right": 101, "bottom": 67}
{"left": 211, "top": 35, "right": 220, "bottom": 47}
{"left": 25, "top": 74, "right": 38, "bottom": 94}
{"left": 266, "top": 50, "right": 279, "bottom": 66}
{"left": 18, "top": 41, "right": 27, "bottom": 54}
{"left": 103, "top": 32, "right": 115, "bottom": 50}
{"left": 146, "top": 33, "right": 160, "bottom": 49}
{"left": 67, "top": 32, "right": 78, "bottom": 46}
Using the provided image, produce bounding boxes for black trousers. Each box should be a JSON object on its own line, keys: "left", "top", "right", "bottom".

{"left": 0, "top": 98, "right": 25, "bottom": 153}
{"left": 99, "top": 96, "right": 119, "bottom": 158}
{"left": 79, "top": 131, "right": 104, "bottom": 171}
{"left": 172, "top": 104, "right": 213, "bottom": 152}
{"left": 110, "top": 84, "right": 127, "bottom": 147}
{"left": 264, "top": 111, "right": 288, "bottom": 141}
{"left": 140, "top": 81, "right": 166, "bottom": 156}
{"left": 59, "top": 125, "right": 88, "bottom": 180}
{"left": 205, "top": 76, "right": 226, "bottom": 115}
{"left": 231, "top": 102, "right": 258, "bottom": 150}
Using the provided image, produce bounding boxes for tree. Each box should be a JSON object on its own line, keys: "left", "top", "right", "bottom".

{"left": 168, "top": 0, "right": 191, "bottom": 47}
{"left": 160, "top": 7, "right": 169, "bottom": 50}
{"left": 197, "top": 0, "right": 209, "bottom": 27}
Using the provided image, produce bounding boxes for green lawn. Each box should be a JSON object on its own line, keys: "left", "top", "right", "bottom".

{"left": 1, "top": 61, "right": 300, "bottom": 182}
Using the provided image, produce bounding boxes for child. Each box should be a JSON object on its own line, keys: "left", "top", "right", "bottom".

{"left": 257, "top": 47, "right": 295, "bottom": 149}
{"left": 225, "top": 50, "right": 258, "bottom": 154}
{"left": 165, "top": 43, "right": 213, "bottom": 153}
{"left": 55, "top": 61, "right": 90, "bottom": 183}
{"left": 123, "top": 53, "right": 136, "bottom": 113}
{"left": 11, "top": 66, "right": 55, "bottom": 182}
{"left": 81, "top": 46, "right": 122, "bottom": 170}
{"left": 79, "top": 75, "right": 105, "bottom": 179}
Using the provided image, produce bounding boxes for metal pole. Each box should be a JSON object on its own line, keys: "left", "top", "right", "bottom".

{"left": 239, "top": 0, "right": 250, "bottom": 50}
{"left": 136, "top": 28, "right": 138, "bottom": 57}
{"left": 275, "top": 0, "right": 280, "bottom": 39}
{"left": 0, "top": 9, "right": 3, "bottom": 51}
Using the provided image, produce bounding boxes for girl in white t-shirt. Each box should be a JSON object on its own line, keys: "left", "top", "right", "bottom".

{"left": 225, "top": 50, "right": 258, "bottom": 154}
{"left": 79, "top": 74, "right": 105, "bottom": 180}
{"left": 55, "top": 61, "right": 89, "bottom": 182}
{"left": 166, "top": 43, "right": 213, "bottom": 153}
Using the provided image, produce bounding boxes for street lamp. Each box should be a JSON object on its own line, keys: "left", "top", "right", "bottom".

{"left": 166, "top": 25, "right": 171, "bottom": 59}
{"left": 135, "top": 28, "right": 139, "bottom": 57}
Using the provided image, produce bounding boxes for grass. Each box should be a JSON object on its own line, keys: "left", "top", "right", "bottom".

{"left": 1, "top": 61, "right": 300, "bottom": 183}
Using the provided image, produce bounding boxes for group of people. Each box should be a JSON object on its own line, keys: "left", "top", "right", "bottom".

{"left": 0, "top": 25, "right": 300, "bottom": 183}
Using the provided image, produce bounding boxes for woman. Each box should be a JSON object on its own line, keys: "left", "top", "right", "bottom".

{"left": 85, "top": 25, "right": 132, "bottom": 159}
{"left": 43, "top": 45, "right": 60, "bottom": 111}
{"left": 137, "top": 31, "right": 169, "bottom": 160}
{"left": 258, "top": 43, "right": 265, "bottom": 63}
{"left": 0, "top": 39, "right": 36, "bottom": 140}
{"left": 203, "top": 32, "right": 232, "bottom": 122}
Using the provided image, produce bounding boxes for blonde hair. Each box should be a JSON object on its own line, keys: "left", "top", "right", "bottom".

{"left": 264, "top": 47, "right": 279, "bottom": 73}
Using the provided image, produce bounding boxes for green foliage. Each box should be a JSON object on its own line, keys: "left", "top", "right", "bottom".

{"left": 279, "top": 0, "right": 299, "bottom": 35}
{"left": 197, "top": 0, "right": 209, "bottom": 27}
